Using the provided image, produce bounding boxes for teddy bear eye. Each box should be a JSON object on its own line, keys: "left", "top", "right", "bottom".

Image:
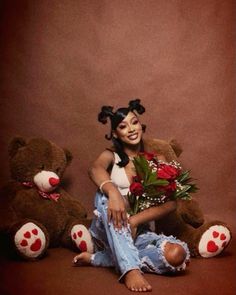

{"left": 39, "top": 164, "right": 45, "bottom": 170}
{"left": 56, "top": 168, "right": 60, "bottom": 173}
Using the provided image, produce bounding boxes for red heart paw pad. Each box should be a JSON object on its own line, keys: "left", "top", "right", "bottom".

{"left": 24, "top": 231, "right": 31, "bottom": 238}
{"left": 79, "top": 241, "right": 87, "bottom": 252}
{"left": 77, "top": 231, "right": 83, "bottom": 238}
{"left": 212, "top": 231, "right": 219, "bottom": 238}
{"left": 32, "top": 228, "right": 38, "bottom": 235}
{"left": 30, "top": 238, "right": 42, "bottom": 252}
{"left": 207, "top": 240, "right": 219, "bottom": 253}
{"left": 20, "top": 239, "right": 28, "bottom": 247}
{"left": 220, "top": 233, "right": 226, "bottom": 240}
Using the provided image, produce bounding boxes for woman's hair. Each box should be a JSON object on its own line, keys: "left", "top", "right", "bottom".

{"left": 98, "top": 99, "right": 146, "bottom": 167}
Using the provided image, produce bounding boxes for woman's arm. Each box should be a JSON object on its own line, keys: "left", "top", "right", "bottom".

{"left": 88, "top": 150, "right": 128, "bottom": 229}
{"left": 129, "top": 201, "right": 177, "bottom": 238}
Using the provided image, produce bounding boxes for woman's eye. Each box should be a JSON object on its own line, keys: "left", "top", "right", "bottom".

{"left": 118, "top": 125, "right": 126, "bottom": 130}
{"left": 132, "top": 120, "right": 139, "bottom": 125}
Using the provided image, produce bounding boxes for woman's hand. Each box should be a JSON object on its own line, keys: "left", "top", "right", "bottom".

{"left": 107, "top": 192, "right": 128, "bottom": 230}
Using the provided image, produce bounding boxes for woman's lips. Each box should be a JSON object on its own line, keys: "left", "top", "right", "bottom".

{"left": 128, "top": 133, "right": 138, "bottom": 140}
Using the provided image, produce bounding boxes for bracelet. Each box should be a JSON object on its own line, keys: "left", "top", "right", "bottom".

{"left": 99, "top": 180, "right": 113, "bottom": 193}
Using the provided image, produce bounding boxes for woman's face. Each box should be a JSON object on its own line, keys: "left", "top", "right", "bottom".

{"left": 113, "top": 112, "right": 143, "bottom": 146}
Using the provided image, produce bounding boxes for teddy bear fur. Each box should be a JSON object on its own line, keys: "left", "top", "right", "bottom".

{"left": 143, "top": 138, "right": 232, "bottom": 258}
{"left": 0, "top": 137, "right": 93, "bottom": 260}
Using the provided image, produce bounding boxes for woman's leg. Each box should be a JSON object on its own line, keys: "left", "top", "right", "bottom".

{"left": 135, "top": 231, "right": 190, "bottom": 274}
{"left": 89, "top": 192, "right": 152, "bottom": 292}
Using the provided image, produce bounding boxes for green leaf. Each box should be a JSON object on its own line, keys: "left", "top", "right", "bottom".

{"left": 172, "top": 191, "right": 192, "bottom": 200}
{"left": 133, "top": 197, "right": 140, "bottom": 214}
{"left": 175, "top": 185, "right": 192, "bottom": 197}
{"left": 146, "top": 172, "right": 157, "bottom": 185}
{"left": 133, "top": 156, "right": 150, "bottom": 180}
{"left": 145, "top": 179, "right": 169, "bottom": 187}
{"left": 188, "top": 184, "right": 199, "bottom": 193}
{"left": 178, "top": 171, "right": 191, "bottom": 183}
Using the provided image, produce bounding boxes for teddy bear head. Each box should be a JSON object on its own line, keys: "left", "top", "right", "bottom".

{"left": 8, "top": 137, "right": 73, "bottom": 193}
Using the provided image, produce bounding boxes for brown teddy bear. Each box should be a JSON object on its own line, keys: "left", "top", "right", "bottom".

{"left": 144, "top": 138, "right": 232, "bottom": 258}
{"left": 0, "top": 137, "right": 93, "bottom": 260}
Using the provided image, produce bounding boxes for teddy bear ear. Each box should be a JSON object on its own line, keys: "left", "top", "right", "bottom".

{"left": 8, "top": 136, "right": 27, "bottom": 158}
{"left": 169, "top": 139, "right": 183, "bottom": 157}
{"left": 64, "top": 149, "right": 73, "bottom": 165}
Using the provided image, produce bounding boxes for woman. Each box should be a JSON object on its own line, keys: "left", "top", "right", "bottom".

{"left": 74, "top": 99, "right": 190, "bottom": 292}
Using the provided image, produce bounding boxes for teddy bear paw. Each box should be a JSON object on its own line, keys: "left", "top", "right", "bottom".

{"left": 14, "top": 222, "right": 47, "bottom": 259}
{"left": 71, "top": 224, "right": 94, "bottom": 254}
{"left": 198, "top": 225, "right": 231, "bottom": 258}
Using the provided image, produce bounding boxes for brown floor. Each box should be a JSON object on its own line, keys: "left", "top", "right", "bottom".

{"left": 0, "top": 232, "right": 235, "bottom": 295}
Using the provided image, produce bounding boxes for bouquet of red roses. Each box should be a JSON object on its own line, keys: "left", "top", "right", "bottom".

{"left": 127, "top": 152, "right": 198, "bottom": 215}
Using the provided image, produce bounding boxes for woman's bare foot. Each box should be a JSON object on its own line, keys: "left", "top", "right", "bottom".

{"left": 124, "top": 269, "right": 152, "bottom": 292}
{"left": 73, "top": 252, "right": 92, "bottom": 266}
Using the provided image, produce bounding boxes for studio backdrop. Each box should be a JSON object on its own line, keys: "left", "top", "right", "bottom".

{"left": 0, "top": 0, "right": 235, "bottom": 228}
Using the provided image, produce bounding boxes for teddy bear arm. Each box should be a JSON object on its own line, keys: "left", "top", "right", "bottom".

{"left": 59, "top": 188, "right": 88, "bottom": 218}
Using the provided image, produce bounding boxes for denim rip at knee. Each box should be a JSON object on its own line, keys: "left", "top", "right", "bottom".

{"left": 135, "top": 231, "right": 190, "bottom": 274}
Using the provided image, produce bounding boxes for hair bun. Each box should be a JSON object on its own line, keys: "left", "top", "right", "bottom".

{"left": 128, "top": 99, "right": 145, "bottom": 114}
{"left": 98, "top": 106, "right": 114, "bottom": 124}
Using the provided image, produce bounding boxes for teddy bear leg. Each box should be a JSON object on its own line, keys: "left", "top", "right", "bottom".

{"left": 12, "top": 220, "right": 49, "bottom": 260}
{"left": 198, "top": 224, "right": 231, "bottom": 258}
{"left": 70, "top": 224, "right": 94, "bottom": 254}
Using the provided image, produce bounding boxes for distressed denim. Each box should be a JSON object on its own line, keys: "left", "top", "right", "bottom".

{"left": 90, "top": 192, "right": 190, "bottom": 280}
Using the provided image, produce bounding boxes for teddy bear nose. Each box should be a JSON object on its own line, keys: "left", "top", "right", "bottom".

{"left": 49, "top": 177, "right": 60, "bottom": 186}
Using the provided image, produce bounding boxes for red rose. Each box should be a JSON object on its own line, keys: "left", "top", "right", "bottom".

{"left": 165, "top": 181, "right": 177, "bottom": 192}
{"left": 157, "top": 168, "right": 173, "bottom": 179}
{"left": 140, "top": 151, "right": 156, "bottom": 161}
{"left": 156, "top": 181, "right": 177, "bottom": 196}
{"left": 157, "top": 164, "right": 180, "bottom": 180}
{"left": 130, "top": 182, "right": 144, "bottom": 196}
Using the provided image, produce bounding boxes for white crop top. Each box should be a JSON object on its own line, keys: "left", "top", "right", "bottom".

{"left": 110, "top": 152, "right": 130, "bottom": 196}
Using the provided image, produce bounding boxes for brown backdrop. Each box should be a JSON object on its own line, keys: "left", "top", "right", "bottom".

{"left": 0, "top": 0, "right": 235, "bottom": 228}
{"left": 0, "top": 1, "right": 236, "bottom": 295}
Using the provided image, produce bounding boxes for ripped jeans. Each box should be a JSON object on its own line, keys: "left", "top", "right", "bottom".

{"left": 89, "top": 192, "right": 190, "bottom": 281}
